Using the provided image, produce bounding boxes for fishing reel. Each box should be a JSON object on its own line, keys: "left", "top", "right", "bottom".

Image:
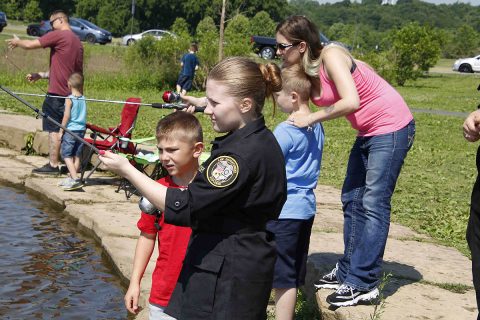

{"left": 162, "top": 90, "right": 181, "bottom": 103}
{"left": 139, "top": 196, "right": 161, "bottom": 216}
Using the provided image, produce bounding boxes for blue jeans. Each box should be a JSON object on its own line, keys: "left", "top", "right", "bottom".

{"left": 337, "top": 120, "right": 415, "bottom": 291}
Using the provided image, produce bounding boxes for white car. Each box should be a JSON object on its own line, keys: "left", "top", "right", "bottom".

{"left": 122, "top": 29, "right": 175, "bottom": 46}
{"left": 452, "top": 55, "right": 480, "bottom": 73}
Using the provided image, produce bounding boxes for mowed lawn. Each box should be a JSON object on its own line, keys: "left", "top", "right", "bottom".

{"left": 0, "top": 33, "right": 479, "bottom": 256}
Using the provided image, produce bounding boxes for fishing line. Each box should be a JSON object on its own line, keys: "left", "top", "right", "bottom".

{"left": 0, "top": 90, "right": 206, "bottom": 112}
{"left": 0, "top": 85, "right": 100, "bottom": 154}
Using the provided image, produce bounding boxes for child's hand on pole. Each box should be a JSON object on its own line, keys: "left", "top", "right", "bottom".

{"left": 98, "top": 150, "right": 131, "bottom": 175}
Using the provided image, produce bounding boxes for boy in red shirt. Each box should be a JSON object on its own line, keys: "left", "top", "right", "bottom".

{"left": 124, "top": 112, "right": 204, "bottom": 319}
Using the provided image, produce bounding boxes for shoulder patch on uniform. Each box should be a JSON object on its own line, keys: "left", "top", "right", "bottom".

{"left": 206, "top": 156, "right": 239, "bottom": 188}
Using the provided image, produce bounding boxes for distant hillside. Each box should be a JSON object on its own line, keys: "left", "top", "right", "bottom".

{"left": 290, "top": 0, "right": 480, "bottom": 32}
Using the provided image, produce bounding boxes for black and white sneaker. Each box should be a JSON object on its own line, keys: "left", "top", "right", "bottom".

{"left": 314, "top": 264, "right": 340, "bottom": 289}
{"left": 326, "top": 284, "right": 379, "bottom": 307}
{"left": 32, "top": 163, "right": 60, "bottom": 175}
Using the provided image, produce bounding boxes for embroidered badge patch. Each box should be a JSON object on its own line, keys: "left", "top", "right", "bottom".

{"left": 206, "top": 156, "right": 239, "bottom": 188}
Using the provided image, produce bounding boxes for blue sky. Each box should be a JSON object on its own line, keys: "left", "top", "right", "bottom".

{"left": 315, "top": 0, "right": 480, "bottom": 5}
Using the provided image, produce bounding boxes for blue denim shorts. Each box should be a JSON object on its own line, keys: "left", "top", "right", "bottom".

{"left": 61, "top": 130, "right": 85, "bottom": 159}
{"left": 177, "top": 74, "right": 193, "bottom": 91}
{"left": 266, "top": 217, "right": 314, "bottom": 288}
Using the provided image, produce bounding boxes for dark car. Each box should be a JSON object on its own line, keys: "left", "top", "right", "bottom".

{"left": 26, "top": 18, "right": 112, "bottom": 44}
{"left": 70, "top": 18, "right": 112, "bottom": 44}
{"left": 0, "top": 12, "right": 7, "bottom": 33}
{"left": 26, "top": 20, "right": 50, "bottom": 37}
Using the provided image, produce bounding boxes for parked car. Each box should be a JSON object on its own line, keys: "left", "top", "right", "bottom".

{"left": 26, "top": 18, "right": 112, "bottom": 44}
{"left": 0, "top": 12, "right": 7, "bottom": 33}
{"left": 251, "top": 32, "right": 331, "bottom": 60}
{"left": 121, "top": 29, "right": 175, "bottom": 46}
{"left": 26, "top": 20, "right": 50, "bottom": 37}
{"left": 452, "top": 55, "right": 480, "bottom": 73}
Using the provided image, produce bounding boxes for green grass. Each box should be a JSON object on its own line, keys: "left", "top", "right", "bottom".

{"left": 432, "top": 58, "right": 456, "bottom": 69}
{"left": 0, "top": 37, "right": 478, "bottom": 257}
{"left": 396, "top": 73, "right": 480, "bottom": 113}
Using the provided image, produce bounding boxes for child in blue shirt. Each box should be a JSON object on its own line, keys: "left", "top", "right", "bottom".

{"left": 268, "top": 64, "right": 325, "bottom": 320}
{"left": 176, "top": 42, "right": 199, "bottom": 95}
{"left": 58, "top": 72, "right": 87, "bottom": 191}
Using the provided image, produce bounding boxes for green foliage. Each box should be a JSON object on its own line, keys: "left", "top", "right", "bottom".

{"left": 75, "top": 0, "right": 101, "bottom": 24}
{"left": 23, "top": 0, "right": 42, "bottom": 22}
{"left": 450, "top": 24, "right": 479, "bottom": 58}
{"left": 22, "top": 132, "right": 35, "bottom": 155}
{"left": 359, "top": 50, "right": 396, "bottom": 84}
{"left": 96, "top": 2, "right": 130, "bottom": 36}
{"left": 294, "top": 289, "right": 321, "bottom": 319}
{"left": 249, "top": 11, "right": 277, "bottom": 37}
{"left": 171, "top": 18, "right": 191, "bottom": 39}
{"left": 370, "top": 273, "right": 392, "bottom": 320}
{"left": 2, "top": 0, "right": 24, "bottom": 20}
{"left": 328, "top": 23, "right": 355, "bottom": 46}
{"left": 195, "top": 16, "right": 219, "bottom": 88}
{"left": 289, "top": 0, "right": 480, "bottom": 58}
{"left": 123, "top": 34, "right": 189, "bottom": 90}
{"left": 224, "top": 14, "right": 252, "bottom": 57}
{"left": 389, "top": 22, "right": 441, "bottom": 85}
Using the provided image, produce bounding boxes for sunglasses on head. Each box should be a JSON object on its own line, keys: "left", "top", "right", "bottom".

{"left": 50, "top": 17, "right": 62, "bottom": 27}
{"left": 276, "top": 42, "right": 300, "bottom": 51}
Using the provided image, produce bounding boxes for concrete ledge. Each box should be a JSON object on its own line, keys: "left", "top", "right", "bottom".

{"left": 0, "top": 111, "right": 477, "bottom": 320}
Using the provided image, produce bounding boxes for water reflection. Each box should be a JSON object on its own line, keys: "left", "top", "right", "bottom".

{"left": 0, "top": 186, "right": 129, "bottom": 319}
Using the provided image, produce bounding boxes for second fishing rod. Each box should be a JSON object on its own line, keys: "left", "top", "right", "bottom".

{"left": 0, "top": 90, "right": 206, "bottom": 113}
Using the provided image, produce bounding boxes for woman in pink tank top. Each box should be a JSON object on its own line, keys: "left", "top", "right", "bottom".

{"left": 275, "top": 15, "right": 415, "bottom": 308}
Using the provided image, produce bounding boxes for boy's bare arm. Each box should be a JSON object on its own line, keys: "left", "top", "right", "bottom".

{"left": 60, "top": 98, "right": 73, "bottom": 130}
{"left": 125, "top": 232, "right": 156, "bottom": 314}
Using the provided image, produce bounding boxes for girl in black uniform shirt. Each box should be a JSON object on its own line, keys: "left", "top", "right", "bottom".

{"left": 100, "top": 56, "right": 287, "bottom": 319}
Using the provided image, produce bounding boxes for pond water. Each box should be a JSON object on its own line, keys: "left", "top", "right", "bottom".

{"left": 0, "top": 186, "right": 130, "bottom": 319}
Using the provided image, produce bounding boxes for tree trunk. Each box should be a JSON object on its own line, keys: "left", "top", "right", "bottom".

{"left": 218, "top": 0, "right": 226, "bottom": 62}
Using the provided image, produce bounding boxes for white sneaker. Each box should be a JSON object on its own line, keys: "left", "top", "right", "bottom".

{"left": 58, "top": 177, "right": 74, "bottom": 187}
{"left": 62, "top": 178, "right": 83, "bottom": 191}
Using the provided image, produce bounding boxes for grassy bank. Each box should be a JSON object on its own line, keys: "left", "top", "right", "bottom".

{"left": 0, "top": 38, "right": 479, "bottom": 256}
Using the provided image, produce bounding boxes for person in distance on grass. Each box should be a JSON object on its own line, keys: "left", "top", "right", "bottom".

{"left": 176, "top": 42, "right": 200, "bottom": 96}
{"left": 276, "top": 15, "right": 415, "bottom": 307}
{"left": 464, "top": 108, "right": 480, "bottom": 320}
{"left": 6, "top": 10, "right": 83, "bottom": 175}
{"left": 124, "top": 112, "right": 204, "bottom": 320}
{"left": 58, "top": 72, "right": 87, "bottom": 191}
{"left": 267, "top": 64, "right": 325, "bottom": 320}
{"left": 99, "top": 56, "right": 287, "bottom": 319}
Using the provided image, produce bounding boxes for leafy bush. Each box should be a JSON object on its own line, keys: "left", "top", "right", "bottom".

{"left": 123, "top": 34, "right": 189, "bottom": 90}
{"left": 250, "top": 11, "right": 277, "bottom": 37}
{"left": 389, "top": 22, "right": 441, "bottom": 86}
{"left": 171, "top": 17, "right": 191, "bottom": 39}
{"left": 224, "top": 14, "right": 252, "bottom": 57}
{"left": 23, "top": 0, "right": 42, "bottom": 22}
{"left": 358, "top": 50, "right": 397, "bottom": 85}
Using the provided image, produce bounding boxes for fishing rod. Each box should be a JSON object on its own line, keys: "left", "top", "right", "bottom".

{"left": 0, "top": 90, "right": 206, "bottom": 112}
{"left": 0, "top": 85, "right": 101, "bottom": 155}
